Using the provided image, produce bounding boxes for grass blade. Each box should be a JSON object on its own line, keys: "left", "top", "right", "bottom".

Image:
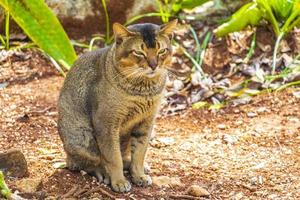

{"left": 243, "top": 32, "right": 256, "bottom": 63}
{"left": 198, "top": 31, "right": 212, "bottom": 70}
{"left": 189, "top": 26, "right": 201, "bottom": 62}
{"left": 101, "top": 0, "right": 110, "bottom": 43}
{"left": 5, "top": 10, "right": 9, "bottom": 49}
{"left": 272, "top": 32, "right": 284, "bottom": 74}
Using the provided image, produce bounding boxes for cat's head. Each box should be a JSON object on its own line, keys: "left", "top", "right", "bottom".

{"left": 112, "top": 20, "right": 177, "bottom": 80}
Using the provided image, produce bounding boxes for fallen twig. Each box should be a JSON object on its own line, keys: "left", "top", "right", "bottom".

{"left": 98, "top": 187, "right": 116, "bottom": 199}
{"left": 60, "top": 185, "right": 79, "bottom": 199}
{"left": 169, "top": 194, "right": 205, "bottom": 200}
{"left": 80, "top": 186, "right": 116, "bottom": 199}
{"left": 73, "top": 185, "right": 89, "bottom": 197}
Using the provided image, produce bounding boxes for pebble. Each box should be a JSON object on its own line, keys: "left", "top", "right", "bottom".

{"left": 234, "top": 120, "right": 243, "bottom": 125}
{"left": 247, "top": 112, "right": 258, "bottom": 118}
{"left": 292, "top": 91, "right": 300, "bottom": 98}
{"left": 152, "top": 176, "right": 182, "bottom": 188}
{"left": 0, "top": 149, "right": 28, "bottom": 178}
{"left": 16, "top": 178, "right": 42, "bottom": 193}
{"left": 187, "top": 185, "right": 210, "bottom": 197}
{"left": 217, "top": 124, "right": 226, "bottom": 130}
{"left": 150, "top": 137, "right": 175, "bottom": 148}
{"left": 223, "top": 134, "right": 238, "bottom": 145}
{"left": 257, "top": 107, "right": 267, "bottom": 113}
{"left": 173, "top": 80, "right": 184, "bottom": 91}
{"left": 233, "top": 192, "right": 244, "bottom": 200}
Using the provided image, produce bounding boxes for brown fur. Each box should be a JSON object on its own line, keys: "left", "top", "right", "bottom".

{"left": 58, "top": 20, "right": 177, "bottom": 192}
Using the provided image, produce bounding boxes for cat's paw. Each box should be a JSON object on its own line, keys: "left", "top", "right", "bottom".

{"left": 111, "top": 179, "right": 131, "bottom": 193}
{"left": 93, "top": 168, "right": 110, "bottom": 184}
{"left": 132, "top": 174, "right": 152, "bottom": 187}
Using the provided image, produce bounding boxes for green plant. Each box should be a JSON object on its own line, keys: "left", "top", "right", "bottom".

{"left": 243, "top": 32, "right": 257, "bottom": 63}
{"left": 214, "top": 0, "right": 300, "bottom": 74}
{"left": 155, "top": 0, "right": 210, "bottom": 23}
{"left": 0, "top": 171, "right": 11, "bottom": 199}
{"left": 0, "top": 10, "right": 10, "bottom": 49}
{"left": 100, "top": 0, "right": 112, "bottom": 44}
{"left": 0, "top": 0, "right": 77, "bottom": 69}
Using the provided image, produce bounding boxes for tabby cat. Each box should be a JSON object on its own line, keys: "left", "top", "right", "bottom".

{"left": 58, "top": 20, "right": 177, "bottom": 192}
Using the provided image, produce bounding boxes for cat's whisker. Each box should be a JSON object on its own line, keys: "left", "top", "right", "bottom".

{"left": 111, "top": 67, "right": 137, "bottom": 82}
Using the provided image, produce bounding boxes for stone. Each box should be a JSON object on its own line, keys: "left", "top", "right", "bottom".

{"left": 247, "top": 112, "right": 258, "bottom": 118}
{"left": 152, "top": 176, "right": 182, "bottom": 188}
{"left": 217, "top": 124, "right": 226, "bottom": 130}
{"left": 292, "top": 91, "right": 300, "bottom": 98}
{"left": 187, "top": 185, "right": 210, "bottom": 197}
{"left": 150, "top": 137, "right": 175, "bottom": 148}
{"left": 16, "top": 178, "right": 43, "bottom": 193}
{"left": 173, "top": 79, "right": 184, "bottom": 91}
{"left": 0, "top": 149, "right": 28, "bottom": 178}
{"left": 223, "top": 134, "right": 238, "bottom": 145}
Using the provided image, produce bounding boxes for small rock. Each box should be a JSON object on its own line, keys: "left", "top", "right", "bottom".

{"left": 234, "top": 120, "right": 243, "bottom": 125}
{"left": 223, "top": 134, "right": 238, "bottom": 145}
{"left": 233, "top": 109, "right": 240, "bottom": 113}
{"left": 152, "top": 176, "right": 182, "bottom": 188}
{"left": 267, "top": 194, "right": 278, "bottom": 199}
{"left": 0, "top": 149, "right": 28, "bottom": 178}
{"left": 217, "top": 124, "right": 226, "bottom": 130}
{"left": 247, "top": 112, "right": 257, "bottom": 118}
{"left": 250, "top": 176, "right": 264, "bottom": 185}
{"left": 289, "top": 117, "right": 299, "bottom": 123}
{"left": 179, "top": 141, "right": 193, "bottom": 150}
{"left": 173, "top": 80, "right": 184, "bottom": 91}
{"left": 257, "top": 107, "right": 267, "bottom": 113}
{"left": 187, "top": 185, "right": 210, "bottom": 197}
{"left": 292, "top": 91, "right": 300, "bottom": 98}
{"left": 232, "top": 192, "right": 244, "bottom": 200}
{"left": 16, "top": 178, "right": 42, "bottom": 193}
{"left": 150, "top": 137, "right": 175, "bottom": 148}
{"left": 53, "top": 162, "right": 66, "bottom": 169}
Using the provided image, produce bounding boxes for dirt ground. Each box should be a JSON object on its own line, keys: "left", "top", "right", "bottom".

{"left": 1, "top": 59, "right": 300, "bottom": 200}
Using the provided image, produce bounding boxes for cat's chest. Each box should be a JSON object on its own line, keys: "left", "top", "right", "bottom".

{"left": 119, "top": 98, "right": 156, "bottom": 134}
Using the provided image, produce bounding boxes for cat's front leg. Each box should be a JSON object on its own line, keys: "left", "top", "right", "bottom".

{"left": 130, "top": 120, "right": 153, "bottom": 187}
{"left": 93, "top": 119, "right": 131, "bottom": 193}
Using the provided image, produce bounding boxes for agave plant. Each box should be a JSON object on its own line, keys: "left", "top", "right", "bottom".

{"left": 214, "top": 0, "right": 300, "bottom": 74}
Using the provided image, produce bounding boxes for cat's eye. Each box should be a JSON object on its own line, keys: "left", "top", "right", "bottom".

{"left": 158, "top": 48, "right": 168, "bottom": 55}
{"left": 132, "top": 50, "right": 146, "bottom": 57}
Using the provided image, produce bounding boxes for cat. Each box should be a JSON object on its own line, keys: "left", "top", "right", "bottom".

{"left": 58, "top": 19, "right": 177, "bottom": 193}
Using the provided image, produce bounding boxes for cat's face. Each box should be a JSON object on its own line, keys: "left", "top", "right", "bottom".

{"left": 112, "top": 20, "right": 177, "bottom": 80}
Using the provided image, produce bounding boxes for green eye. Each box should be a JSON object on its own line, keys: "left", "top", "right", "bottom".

{"left": 158, "top": 48, "right": 168, "bottom": 55}
{"left": 133, "top": 50, "right": 145, "bottom": 57}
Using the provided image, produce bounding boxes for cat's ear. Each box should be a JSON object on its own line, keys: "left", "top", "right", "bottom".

{"left": 159, "top": 19, "right": 178, "bottom": 39}
{"left": 113, "top": 23, "right": 134, "bottom": 45}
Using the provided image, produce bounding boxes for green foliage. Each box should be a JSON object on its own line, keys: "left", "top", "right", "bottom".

{"left": 0, "top": 0, "right": 77, "bottom": 69}
{"left": 0, "top": 171, "right": 11, "bottom": 199}
{"left": 215, "top": 0, "right": 300, "bottom": 74}
{"left": 100, "top": 0, "right": 111, "bottom": 44}
{"left": 214, "top": 2, "right": 262, "bottom": 37}
{"left": 0, "top": 11, "right": 10, "bottom": 50}
{"left": 215, "top": 0, "right": 300, "bottom": 37}
{"left": 172, "top": 0, "right": 210, "bottom": 13}
{"left": 155, "top": 0, "right": 210, "bottom": 23}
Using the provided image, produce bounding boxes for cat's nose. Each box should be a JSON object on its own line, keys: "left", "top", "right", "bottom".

{"left": 148, "top": 59, "right": 158, "bottom": 71}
